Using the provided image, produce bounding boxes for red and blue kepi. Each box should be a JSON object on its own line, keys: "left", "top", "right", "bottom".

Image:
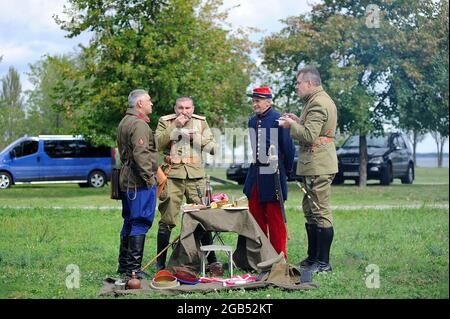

{"left": 247, "top": 87, "right": 273, "bottom": 99}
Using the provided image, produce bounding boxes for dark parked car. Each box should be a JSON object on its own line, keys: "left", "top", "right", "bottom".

{"left": 334, "top": 133, "right": 414, "bottom": 185}
{"left": 226, "top": 146, "right": 300, "bottom": 185}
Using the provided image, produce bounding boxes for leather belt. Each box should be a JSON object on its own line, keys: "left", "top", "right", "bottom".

{"left": 255, "top": 161, "right": 270, "bottom": 167}
{"left": 163, "top": 155, "right": 200, "bottom": 164}
{"left": 300, "top": 136, "right": 334, "bottom": 148}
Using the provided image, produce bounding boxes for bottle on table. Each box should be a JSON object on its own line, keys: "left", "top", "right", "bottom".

{"left": 204, "top": 175, "right": 213, "bottom": 206}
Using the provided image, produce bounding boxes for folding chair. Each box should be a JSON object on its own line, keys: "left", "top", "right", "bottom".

{"left": 200, "top": 244, "right": 234, "bottom": 277}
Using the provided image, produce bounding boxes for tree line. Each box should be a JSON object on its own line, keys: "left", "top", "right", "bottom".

{"left": 0, "top": 0, "right": 448, "bottom": 183}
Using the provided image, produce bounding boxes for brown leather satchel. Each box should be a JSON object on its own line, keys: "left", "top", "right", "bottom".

{"left": 110, "top": 168, "right": 121, "bottom": 200}
{"left": 156, "top": 166, "right": 169, "bottom": 199}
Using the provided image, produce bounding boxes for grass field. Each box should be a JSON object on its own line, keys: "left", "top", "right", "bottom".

{"left": 0, "top": 167, "right": 448, "bottom": 299}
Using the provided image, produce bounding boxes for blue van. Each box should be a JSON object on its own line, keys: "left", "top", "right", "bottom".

{"left": 0, "top": 135, "right": 113, "bottom": 189}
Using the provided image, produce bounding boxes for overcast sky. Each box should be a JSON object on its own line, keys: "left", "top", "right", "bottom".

{"left": 0, "top": 0, "right": 447, "bottom": 153}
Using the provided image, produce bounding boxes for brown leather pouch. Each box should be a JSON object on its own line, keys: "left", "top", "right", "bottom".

{"left": 156, "top": 166, "right": 168, "bottom": 199}
{"left": 110, "top": 168, "right": 121, "bottom": 200}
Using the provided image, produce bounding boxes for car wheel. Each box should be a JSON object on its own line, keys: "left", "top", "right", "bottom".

{"left": 237, "top": 179, "right": 245, "bottom": 185}
{"left": 401, "top": 164, "right": 414, "bottom": 184}
{"left": 380, "top": 163, "right": 392, "bottom": 186}
{"left": 0, "top": 172, "right": 12, "bottom": 189}
{"left": 88, "top": 170, "right": 106, "bottom": 188}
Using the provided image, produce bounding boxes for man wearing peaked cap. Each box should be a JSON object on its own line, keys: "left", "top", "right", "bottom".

{"left": 247, "top": 87, "right": 273, "bottom": 99}
{"left": 243, "top": 86, "right": 295, "bottom": 259}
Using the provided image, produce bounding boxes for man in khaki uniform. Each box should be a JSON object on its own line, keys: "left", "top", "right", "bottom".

{"left": 116, "top": 89, "right": 158, "bottom": 278}
{"left": 155, "top": 96, "right": 217, "bottom": 270}
{"left": 279, "top": 66, "right": 338, "bottom": 273}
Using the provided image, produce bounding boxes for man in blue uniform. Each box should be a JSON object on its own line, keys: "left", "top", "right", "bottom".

{"left": 243, "top": 87, "right": 295, "bottom": 258}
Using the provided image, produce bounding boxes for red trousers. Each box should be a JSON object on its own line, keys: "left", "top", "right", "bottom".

{"left": 248, "top": 185, "right": 287, "bottom": 259}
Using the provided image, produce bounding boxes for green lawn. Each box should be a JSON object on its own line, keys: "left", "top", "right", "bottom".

{"left": 0, "top": 167, "right": 448, "bottom": 299}
{"left": 0, "top": 167, "right": 447, "bottom": 208}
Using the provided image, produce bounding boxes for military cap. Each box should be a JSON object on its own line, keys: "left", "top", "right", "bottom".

{"left": 150, "top": 270, "right": 179, "bottom": 289}
{"left": 247, "top": 87, "right": 273, "bottom": 99}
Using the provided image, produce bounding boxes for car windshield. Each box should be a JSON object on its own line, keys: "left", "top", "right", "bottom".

{"left": 0, "top": 139, "right": 23, "bottom": 155}
{"left": 342, "top": 135, "right": 389, "bottom": 148}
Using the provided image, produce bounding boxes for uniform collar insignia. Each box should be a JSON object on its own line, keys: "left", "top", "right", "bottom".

{"left": 257, "top": 107, "right": 272, "bottom": 119}
{"left": 126, "top": 108, "right": 150, "bottom": 123}
{"left": 137, "top": 113, "right": 150, "bottom": 123}
{"left": 302, "top": 85, "right": 324, "bottom": 103}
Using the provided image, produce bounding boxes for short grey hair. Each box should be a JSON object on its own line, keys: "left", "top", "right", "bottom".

{"left": 297, "top": 65, "right": 321, "bottom": 86}
{"left": 175, "top": 96, "right": 194, "bottom": 107}
{"left": 174, "top": 96, "right": 195, "bottom": 112}
{"left": 128, "top": 89, "right": 148, "bottom": 108}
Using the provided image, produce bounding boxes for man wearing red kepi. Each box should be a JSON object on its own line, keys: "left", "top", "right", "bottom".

{"left": 243, "top": 87, "right": 296, "bottom": 258}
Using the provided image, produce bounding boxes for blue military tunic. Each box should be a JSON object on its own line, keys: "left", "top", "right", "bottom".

{"left": 243, "top": 108, "right": 295, "bottom": 202}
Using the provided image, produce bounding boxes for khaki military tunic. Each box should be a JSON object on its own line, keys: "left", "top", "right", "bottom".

{"left": 117, "top": 108, "right": 158, "bottom": 192}
{"left": 155, "top": 114, "right": 216, "bottom": 231}
{"left": 290, "top": 86, "right": 338, "bottom": 228}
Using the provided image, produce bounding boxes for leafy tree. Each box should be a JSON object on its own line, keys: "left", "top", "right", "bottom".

{"left": 53, "top": 0, "right": 255, "bottom": 146}
{"left": 0, "top": 67, "right": 26, "bottom": 150}
{"left": 406, "top": 131, "right": 425, "bottom": 166}
{"left": 389, "top": 0, "right": 449, "bottom": 166}
{"left": 263, "top": 2, "right": 389, "bottom": 186}
{"left": 26, "top": 55, "right": 75, "bottom": 135}
{"left": 262, "top": 0, "right": 448, "bottom": 186}
{"left": 431, "top": 131, "right": 448, "bottom": 167}
{"left": 1, "top": 66, "right": 24, "bottom": 110}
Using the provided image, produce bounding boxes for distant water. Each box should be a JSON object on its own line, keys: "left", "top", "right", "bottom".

{"left": 416, "top": 156, "right": 449, "bottom": 168}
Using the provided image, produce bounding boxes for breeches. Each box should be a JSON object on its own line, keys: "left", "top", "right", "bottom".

{"left": 121, "top": 185, "right": 157, "bottom": 236}
{"left": 158, "top": 177, "right": 205, "bottom": 232}
{"left": 301, "top": 174, "right": 335, "bottom": 228}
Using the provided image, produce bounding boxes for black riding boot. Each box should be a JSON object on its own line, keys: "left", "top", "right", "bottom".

{"left": 117, "top": 235, "right": 129, "bottom": 274}
{"left": 309, "top": 226, "right": 334, "bottom": 273}
{"left": 155, "top": 230, "right": 171, "bottom": 271}
{"left": 126, "top": 234, "right": 147, "bottom": 278}
{"left": 299, "top": 223, "right": 317, "bottom": 268}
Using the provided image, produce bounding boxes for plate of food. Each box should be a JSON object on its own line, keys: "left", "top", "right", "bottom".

{"left": 223, "top": 206, "right": 248, "bottom": 211}
{"left": 182, "top": 203, "right": 207, "bottom": 212}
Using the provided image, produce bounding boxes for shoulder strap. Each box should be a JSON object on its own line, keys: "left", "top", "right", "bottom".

{"left": 191, "top": 114, "right": 206, "bottom": 120}
{"left": 160, "top": 114, "right": 177, "bottom": 121}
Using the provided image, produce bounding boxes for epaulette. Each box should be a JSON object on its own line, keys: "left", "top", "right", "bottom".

{"left": 191, "top": 114, "right": 206, "bottom": 120}
{"left": 159, "top": 114, "right": 177, "bottom": 121}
